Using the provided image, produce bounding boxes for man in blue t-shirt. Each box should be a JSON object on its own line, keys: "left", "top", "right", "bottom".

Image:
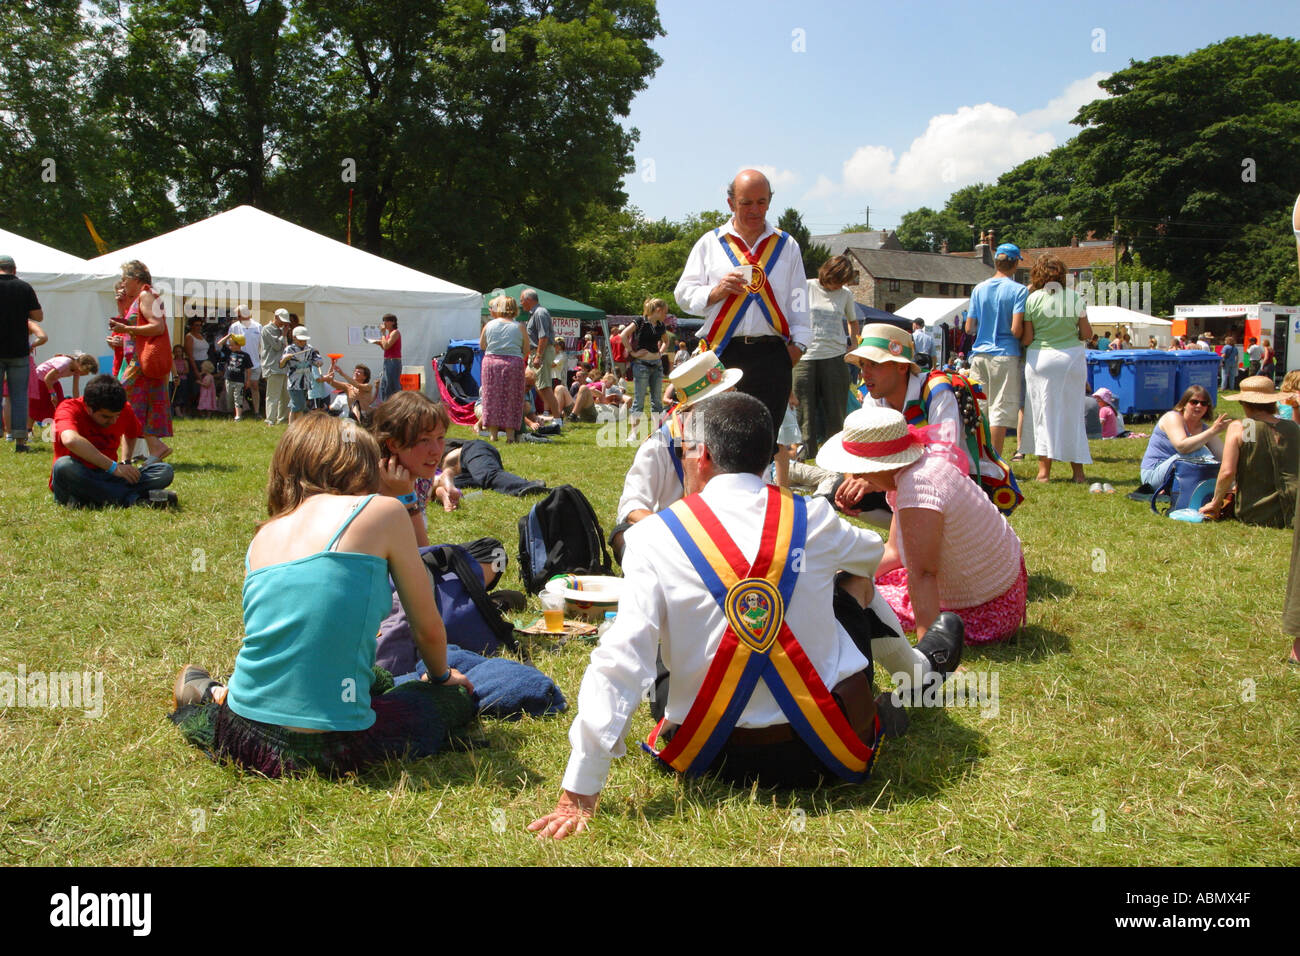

{"left": 964, "top": 242, "right": 1027, "bottom": 459}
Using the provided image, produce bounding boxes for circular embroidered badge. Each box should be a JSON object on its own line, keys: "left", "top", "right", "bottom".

{"left": 889, "top": 341, "right": 903, "bottom": 355}
{"left": 724, "top": 578, "right": 784, "bottom": 653}
{"left": 705, "top": 366, "right": 723, "bottom": 384}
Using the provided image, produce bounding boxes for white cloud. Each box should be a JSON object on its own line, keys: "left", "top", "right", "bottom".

{"left": 801, "top": 74, "right": 1110, "bottom": 215}
{"left": 743, "top": 164, "right": 800, "bottom": 193}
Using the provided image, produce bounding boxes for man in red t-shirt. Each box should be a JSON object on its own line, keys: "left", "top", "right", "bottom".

{"left": 50, "top": 374, "right": 176, "bottom": 507}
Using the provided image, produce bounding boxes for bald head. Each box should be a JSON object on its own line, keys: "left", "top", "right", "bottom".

{"left": 728, "top": 168, "right": 772, "bottom": 202}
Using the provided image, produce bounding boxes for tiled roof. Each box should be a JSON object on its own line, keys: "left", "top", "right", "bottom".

{"left": 812, "top": 231, "right": 901, "bottom": 253}
{"left": 848, "top": 247, "right": 995, "bottom": 284}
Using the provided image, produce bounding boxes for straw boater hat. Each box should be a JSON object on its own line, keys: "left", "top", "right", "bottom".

{"left": 668, "top": 350, "right": 742, "bottom": 407}
{"left": 845, "top": 322, "right": 921, "bottom": 375}
{"left": 816, "top": 406, "right": 924, "bottom": 475}
{"left": 1236, "top": 375, "right": 1281, "bottom": 405}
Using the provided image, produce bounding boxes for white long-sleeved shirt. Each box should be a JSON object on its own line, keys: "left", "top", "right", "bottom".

{"left": 674, "top": 220, "right": 811, "bottom": 350}
{"left": 561, "top": 471, "right": 886, "bottom": 795}
{"left": 615, "top": 430, "right": 682, "bottom": 524}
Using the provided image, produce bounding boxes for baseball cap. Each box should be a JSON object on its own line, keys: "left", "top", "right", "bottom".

{"left": 995, "top": 243, "right": 1022, "bottom": 262}
{"left": 274, "top": 308, "right": 290, "bottom": 321}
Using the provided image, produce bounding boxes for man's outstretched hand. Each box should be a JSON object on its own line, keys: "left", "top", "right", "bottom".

{"left": 527, "top": 789, "right": 598, "bottom": 841}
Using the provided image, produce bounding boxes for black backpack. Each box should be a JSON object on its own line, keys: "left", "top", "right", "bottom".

{"left": 517, "top": 485, "right": 614, "bottom": 594}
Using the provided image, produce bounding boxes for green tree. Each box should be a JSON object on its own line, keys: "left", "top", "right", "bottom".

{"left": 0, "top": 2, "right": 122, "bottom": 254}
{"left": 776, "top": 207, "right": 829, "bottom": 277}
{"left": 1085, "top": 255, "right": 1186, "bottom": 317}
{"left": 896, "top": 206, "right": 969, "bottom": 253}
{"left": 1068, "top": 35, "right": 1300, "bottom": 298}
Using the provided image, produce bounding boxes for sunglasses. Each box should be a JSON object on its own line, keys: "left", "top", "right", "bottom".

{"left": 1186, "top": 399, "right": 1210, "bottom": 407}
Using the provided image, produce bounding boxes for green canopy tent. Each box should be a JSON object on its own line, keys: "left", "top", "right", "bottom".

{"left": 482, "top": 284, "right": 611, "bottom": 368}
{"left": 480, "top": 284, "right": 605, "bottom": 322}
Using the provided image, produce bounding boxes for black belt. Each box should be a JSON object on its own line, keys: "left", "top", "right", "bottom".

{"left": 730, "top": 335, "right": 785, "bottom": 345}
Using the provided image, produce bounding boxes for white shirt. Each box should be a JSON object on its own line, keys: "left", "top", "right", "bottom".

{"left": 674, "top": 220, "right": 811, "bottom": 349}
{"left": 562, "top": 471, "right": 885, "bottom": 795}
{"left": 867, "top": 372, "right": 960, "bottom": 435}
{"left": 228, "top": 320, "right": 261, "bottom": 370}
{"left": 866, "top": 373, "right": 1004, "bottom": 479}
{"left": 616, "top": 430, "right": 682, "bottom": 523}
{"left": 804, "top": 281, "right": 856, "bottom": 360}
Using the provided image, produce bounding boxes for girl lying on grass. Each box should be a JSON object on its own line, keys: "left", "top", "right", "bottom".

{"left": 170, "top": 413, "right": 474, "bottom": 777}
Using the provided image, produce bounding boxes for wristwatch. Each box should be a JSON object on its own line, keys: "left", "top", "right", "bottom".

{"left": 792, "top": 341, "right": 808, "bottom": 354}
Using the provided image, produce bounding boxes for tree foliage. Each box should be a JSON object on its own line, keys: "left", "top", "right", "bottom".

{"left": 896, "top": 35, "right": 1300, "bottom": 306}
{"left": 776, "top": 207, "right": 829, "bottom": 278}
{"left": 1, "top": 0, "right": 663, "bottom": 295}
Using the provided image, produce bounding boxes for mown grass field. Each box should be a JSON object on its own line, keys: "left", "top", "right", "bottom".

{"left": 1, "top": 398, "right": 1297, "bottom": 866}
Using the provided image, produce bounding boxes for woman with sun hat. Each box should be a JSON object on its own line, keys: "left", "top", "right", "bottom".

{"left": 818, "top": 405, "right": 1025, "bottom": 644}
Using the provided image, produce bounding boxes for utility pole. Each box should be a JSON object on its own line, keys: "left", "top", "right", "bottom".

{"left": 1113, "top": 212, "right": 1120, "bottom": 278}
{"left": 865, "top": 206, "right": 870, "bottom": 231}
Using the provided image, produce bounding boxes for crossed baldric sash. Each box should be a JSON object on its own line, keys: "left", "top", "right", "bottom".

{"left": 852, "top": 365, "right": 1025, "bottom": 517}
{"left": 703, "top": 228, "right": 792, "bottom": 353}
{"left": 642, "top": 484, "right": 880, "bottom": 781}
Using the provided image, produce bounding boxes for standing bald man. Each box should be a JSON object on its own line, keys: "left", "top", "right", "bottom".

{"left": 674, "top": 169, "right": 810, "bottom": 448}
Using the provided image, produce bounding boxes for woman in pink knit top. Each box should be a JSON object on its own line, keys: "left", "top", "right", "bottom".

{"left": 820, "top": 406, "right": 1026, "bottom": 644}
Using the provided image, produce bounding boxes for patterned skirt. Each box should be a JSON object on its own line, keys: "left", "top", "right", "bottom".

{"left": 125, "top": 374, "right": 174, "bottom": 437}
{"left": 875, "top": 556, "right": 1027, "bottom": 645}
{"left": 480, "top": 353, "right": 525, "bottom": 431}
{"left": 170, "top": 668, "right": 477, "bottom": 777}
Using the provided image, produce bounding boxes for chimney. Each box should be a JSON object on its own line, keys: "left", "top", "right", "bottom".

{"left": 1070, "top": 235, "right": 1079, "bottom": 247}
{"left": 987, "top": 228, "right": 995, "bottom": 249}
{"left": 940, "top": 238, "right": 949, "bottom": 255}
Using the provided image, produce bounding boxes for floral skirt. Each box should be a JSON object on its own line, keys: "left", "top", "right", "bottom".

{"left": 481, "top": 353, "right": 525, "bottom": 431}
{"left": 125, "top": 375, "right": 173, "bottom": 437}
{"left": 170, "top": 667, "right": 477, "bottom": 777}
{"left": 875, "top": 556, "right": 1027, "bottom": 645}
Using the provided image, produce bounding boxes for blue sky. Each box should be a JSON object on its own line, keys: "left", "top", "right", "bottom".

{"left": 619, "top": 0, "right": 1299, "bottom": 235}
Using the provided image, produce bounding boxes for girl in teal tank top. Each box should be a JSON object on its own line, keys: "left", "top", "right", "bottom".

{"left": 169, "top": 414, "right": 475, "bottom": 777}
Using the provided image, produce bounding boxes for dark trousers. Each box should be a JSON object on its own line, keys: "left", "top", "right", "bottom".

{"left": 458, "top": 440, "right": 544, "bottom": 496}
{"left": 1, "top": 355, "right": 29, "bottom": 438}
{"left": 719, "top": 337, "right": 793, "bottom": 454}
{"left": 51, "top": 455, "right": 174, "bottom": 507}
{"left": 650, "top": 585, "right": 894, "bottom": 787}
{"left": 792, "top": 355, "right": 849, "bottom": 459}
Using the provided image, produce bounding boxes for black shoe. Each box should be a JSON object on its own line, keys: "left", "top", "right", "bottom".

{"left": 916, "top": 611, "right": 964, "bottom": 675}
{"left": 875, "top": 691, "right": 909, "bottom": 738}
{"left": 14, "top": 443, "right": 33, "bottom": 453}
{"left": 490, "top": 589, "right": 527, "bottom": 613}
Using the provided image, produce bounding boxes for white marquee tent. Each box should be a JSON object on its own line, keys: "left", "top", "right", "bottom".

{"left": 1087, "top": 305, "right": 1173, "bottom": 347}
{"left": 85, "top": 206, "right": 482, "bottom": 382}
{"left": 894, "top": 297, "right": 970, "bottom": 327}
{"left": 0, "top": 226, "right": 118, "bottom": 363}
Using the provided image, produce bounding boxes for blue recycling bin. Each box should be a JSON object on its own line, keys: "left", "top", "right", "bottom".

{"left": 1086, "top": 349, "right": 1178, "bottom": 416}
{"left": 1172, "top": 351, "right": 1220, "bottom": 406}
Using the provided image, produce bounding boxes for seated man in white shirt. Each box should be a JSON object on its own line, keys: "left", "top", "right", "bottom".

{"left": 529, "top": 392, "right": 962, "bottom": 840}
{"left": 609, "top": 349, "right": 741, "bottom": 564}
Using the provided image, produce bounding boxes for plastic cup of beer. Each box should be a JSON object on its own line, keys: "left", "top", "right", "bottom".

{"left": 540, "top": 591, "right": 565, "bottom": 632}
{"left": 735, "top": 265, "right": 753, "bottom": 285}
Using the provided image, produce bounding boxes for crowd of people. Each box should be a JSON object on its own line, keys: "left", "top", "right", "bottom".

{"left": 6, "top": 174, "right": 1299, "bottom": 843}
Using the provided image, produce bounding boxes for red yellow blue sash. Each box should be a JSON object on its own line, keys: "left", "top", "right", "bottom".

{"left": 642, "top": 485, "right": 875, "bottom": 781}
{"left": 908, "top": 371, "right": 1024, "bottom": 516}
{"left": 703, "top": 229, "right": 791, "bottom": 353}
